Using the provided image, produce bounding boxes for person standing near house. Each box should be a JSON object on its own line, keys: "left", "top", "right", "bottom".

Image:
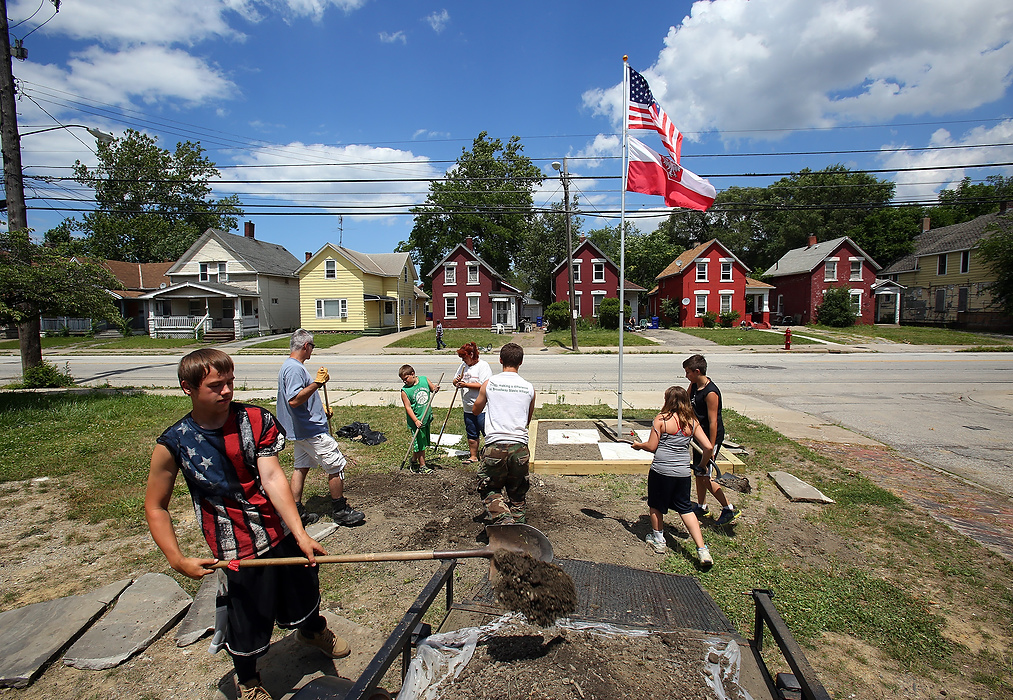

{"left": 452, "top": 342, "right": 493, "bottom": 464}
{"left": 276, "top": 329, "right": 365, "bottom": 527}
{"left": 683, "top": 354, "right": 739, "bottom": 525}
{"left": 435, "top": 321, "right": 446, "bottom": 350}
{"left": 471, "top": 343, "right": 536, "bottom": 525}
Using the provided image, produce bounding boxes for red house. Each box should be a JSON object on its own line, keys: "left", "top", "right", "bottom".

{"left": 428, "top": 237, "right": 525, "bottom": 330}
{"left": 550, "top": 238, "right": 645, "bottom": 322}
{"left": 647, "top": 239, "right": 765, "bottom": 327}
{"left": 763, "top": 235, "right": 882, "bottom": 325}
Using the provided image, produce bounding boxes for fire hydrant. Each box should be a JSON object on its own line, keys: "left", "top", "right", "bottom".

{"left": 784, "top": 327, "right": 792, "bottom": 350}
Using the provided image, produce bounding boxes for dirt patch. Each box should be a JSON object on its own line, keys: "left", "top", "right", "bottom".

{"left": 491, "top": 551, "right": 577, "bottom": 626}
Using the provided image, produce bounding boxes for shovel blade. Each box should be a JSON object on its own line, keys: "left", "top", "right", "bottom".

{"left": 486, "top": 523, "right": 554, "bottom": 563}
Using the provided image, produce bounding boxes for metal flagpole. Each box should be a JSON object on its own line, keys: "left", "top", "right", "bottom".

{"left": 617, "top": 56, "right": 630, "bottom": 435}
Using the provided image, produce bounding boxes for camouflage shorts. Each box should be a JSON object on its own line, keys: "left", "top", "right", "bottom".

{"left": 477, "top": 442, "right": 530, "bottom": 524}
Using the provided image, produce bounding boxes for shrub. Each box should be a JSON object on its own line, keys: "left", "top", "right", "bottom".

{"left": 718, "top": 310, "right": 741, "bottom": 327}
{"left": 58, "top": 324, "right": 70, "bottom": 337}
{"left": 21, "top": 361, "right": 75, "bottom": 388}
{"left": 815, "top": 286, "right": 857, "bottom": 327}
{"left": 544, "top": 301, "right": 571, "bottom": 332}
{"left": 597, "top": 297, "right": 623, "bottom": 329}
{"left": 701, "top": 311, "right": 718, "bottom": 328}
{"left": 114, "top": 314, "right": 134, "bottom": 337}
{"left": 659, "top": 298, "right": 680, "bottom": 327}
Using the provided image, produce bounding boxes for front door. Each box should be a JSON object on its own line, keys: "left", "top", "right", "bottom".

{"left": 384, "top": 301, "right": 395, "bottom": 327}
{"left": 494, "top": 300, "right": 510, "bottom": 327}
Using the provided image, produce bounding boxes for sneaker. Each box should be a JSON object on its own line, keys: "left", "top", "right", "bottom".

{"left": 296, "top": 625, "right": 351, "bottom": 659}
{"left": 715, "top": 507, "right": 740, "bottom": 526}
{"left": 238, "top": 676, "right": 274, "bottom": 700}
{"left": 692, "top": 503, "right": 710, "bottom": 519}
{"left": 648, "top": 532, "right": 667, "bottom": 554}
{"left": 297, "top": 503, "right": 320, "bottom": 527}
{"left": 331, "top": 497, "right": 365, "bottom": 526}
{"left": 697, "top": 546, "right": 713, "bottom": 566}
{"left": 412, "top": 463, "right": 434, "bottom": 474}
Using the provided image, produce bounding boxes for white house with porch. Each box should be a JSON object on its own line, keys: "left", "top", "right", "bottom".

{"left": 141, "top": 223, "right": 301, "bottom": 340}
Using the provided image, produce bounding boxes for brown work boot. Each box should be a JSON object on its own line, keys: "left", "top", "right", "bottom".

{"left": 296, "top": 625, "right": 351, "bottom": 659}
{"left": 237, "top": 675, "right": 274, "bottom": 700}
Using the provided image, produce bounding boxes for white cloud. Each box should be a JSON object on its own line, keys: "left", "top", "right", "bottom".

{"left": 575, "top": 134, "right": 620, "bottom": 168}
{"left": 425, "top": 9, "right": 450, "bottom": 33}
{"left": 379, "top": 30, "right": 407, "bottom": 44}
{"left": 223, "top": 142, "right": 440, "bottom": 222}
{"left": 584, "top": 0, "right": 1013, "bottom": 140}
{"left": 879, "top": 120, "right": 1013, "bottom": 203}
{"left": 412, "top": 129, "right": 451, "bottom": 140}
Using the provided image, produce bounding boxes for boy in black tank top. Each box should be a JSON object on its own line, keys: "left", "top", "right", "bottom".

{"left": 684, "top": 354, "right": 740, "bottom": 525}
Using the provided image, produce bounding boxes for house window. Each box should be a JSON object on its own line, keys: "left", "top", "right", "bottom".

{"left": 467, "top": 264, "right": 479, "bottom": 284}
{"left": 777, "top": 295, "right": 784, "bottom": 315}
{"left": 934, "top": 288, "right": 946, "bottom": 312}
{"left": 824, "top": 260, "right": 837, "bottom": 282}
{"left": 958, "top": 287, "right": 969, "bottom": 312}
{"left": 937, "top": 254, "right": 947, "bottom": 275}
{"left": 444, "top": 265, "right": 456, "bottom": 285}
{"left": 404, "top": 268, "right": 409, "bottom": 283}
{"left": 271, "top": 298, "right": 279, "bottom": 304}
{"left": 592, "top": 262, "right": 605, "bottom": 283}
{"left": 695, "top": 294, "right": 707, "bottom": 317}
{"left": 325, "top": 260, "right": 336, "bottom": 279}
{"left": 850, "top": 260, "right": 862, "bottom": 281}
{"left": 696, "top": 261, "right": 708, "bottom": 282}
{"left": 720, "top": 262, "right": 732, "bottom": 282}
{"left": 573, "top": 294, "right": 581, "bottom": 315}
{"left": 960, "top": 250, "right": 970, "bottom": 274}
{"left": 850, "top": 290, "right": 861, "bottom": 316}
{"left": 572, "top": 262, "right": 581, "bottom": 283}
{"left": 189, "top": 300, "right": 203, "bottom": 316}
{"left": 592, "top": 294, "right": 606, "bottom": 317}
{"left": 199, "top": 263, "right": 209, "bottom": 282}
{"left": 720, "top": 294, "right": 732, "bottom": 314}
{"left": 243, "top": 299, "right": 254, "bottom": 316}
{"left": 316, "top": 298, "right": 347, "bottom": 318}
{"left": 445, "top": 296, "right": 457, "bottom": 318}
{"left": 468, "top": 295, "right": 480, "bottom": 318}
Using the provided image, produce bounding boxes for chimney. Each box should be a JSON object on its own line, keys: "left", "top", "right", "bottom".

{"left": 579, "top": 234, "right": 586, "bottom": 243}
{"left": 244, "top": 221, "right": 255, "bottom": 239}
{"left": 465, "top": 236, "right": 474, "bottom": 252}
{"left": 305, "top": 252, "right": 312, "bottom": 262}
{"left": 922, "top": 217, "right": 931, "bottom": 233}
{"left": 807, "top": 234, "right": 817, "bottom": 247}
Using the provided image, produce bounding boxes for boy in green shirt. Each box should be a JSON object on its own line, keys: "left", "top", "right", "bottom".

{"left": 399, "top": 364, "right": 440, "bottom": 472}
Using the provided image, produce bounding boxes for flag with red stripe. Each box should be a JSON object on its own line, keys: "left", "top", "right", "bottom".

{"left": 627, "top": 137, "right": 715, "bottom": 211}
{"left": 627, "top": 65, "right": 682, "bottom": 161}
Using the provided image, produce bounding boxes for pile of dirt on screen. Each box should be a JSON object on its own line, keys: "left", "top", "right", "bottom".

{"left": 435, "top": 620, "right": 731, "bottom": 700}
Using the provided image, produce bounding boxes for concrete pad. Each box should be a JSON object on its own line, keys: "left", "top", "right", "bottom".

{"left": 64, "top": 572, "right": 192, "bottom": 670}
{"left": 548, "top": 429, "right": 600, "bottom": 445}
{"left": 435, "top": 433, "right": 462, "bottom": 446}
{"left": 768, "top": 471, "right": 835, "bottom": 504}
{"left": 597, "top": 442, "right": 652, "bottom": 461}
{"left": 306, "top": 521, "right": 339, "bottom": 542}
{"left": 213, "top": 611, "right": 389, "bottom": 700}
{"left": 0, "top": 579, "right": 131, "bottom": 688}
{"left": 175, "top": 572, "right": 220, "bottom": 647}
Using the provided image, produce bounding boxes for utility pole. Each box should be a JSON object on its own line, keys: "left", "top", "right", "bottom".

{"left": 553, "top": 158, "right": 579, "bottom": 352}
{"left": 0, "top": 0, "right": 43, "bottom": 373}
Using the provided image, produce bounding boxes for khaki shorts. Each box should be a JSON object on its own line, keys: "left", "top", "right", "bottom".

{"left": 293, "top": 433, "right": 346, "bottom": 477}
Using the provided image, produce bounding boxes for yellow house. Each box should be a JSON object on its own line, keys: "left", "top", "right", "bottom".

{"left": 879, "top": 208, "right": 1012, "bottom": 329}
{"left": 296, "top": 245, "right": 428, "bottom": 334}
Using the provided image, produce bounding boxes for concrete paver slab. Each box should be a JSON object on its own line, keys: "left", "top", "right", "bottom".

{"left": 768, "top": 471, "right": 835, "bottom": 503}
{"left": 0, "top": 578, "right": 131, "bottom": 688}
{"left": 64, "top": 572, "right": 191, "bottom": 670}
{"left": 175, "top": 572, "right": 220, "bottom": 647}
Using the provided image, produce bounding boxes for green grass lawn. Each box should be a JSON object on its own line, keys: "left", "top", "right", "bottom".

{"left": 386, "top": 328, "right": 506, "bottom": 350}
{"left": 802, "top": 324, "right": 1012, "bottom": 345}
{"left": 543, "top": 328, "right": 658, "bottom": 348}
{"left": 672, "top": 327, "right": 819, "bottom": 345}
{"left": 246, "top": 333, "right": 361, "bottom": 350}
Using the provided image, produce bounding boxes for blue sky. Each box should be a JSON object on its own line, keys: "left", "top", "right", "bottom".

{"left": 7, "top": 0, "right": 1013, "bottom": 267}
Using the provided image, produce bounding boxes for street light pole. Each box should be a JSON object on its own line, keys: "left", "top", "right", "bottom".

{"left": 553, "top": 158, "right": 579, "bottom": 352}
{"left": 0, "top": 0, "right": 43, "bottom": 373}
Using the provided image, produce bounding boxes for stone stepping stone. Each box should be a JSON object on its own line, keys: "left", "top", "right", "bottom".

{"left": 175, "top": 572, "right": 221, "bottom": 647}
{"left": 768, "top": 471, "right": 835, "bottom": 504}
{"left": 0, "top": 579, "right": 130, "bottom": 688}
{"left": 64, "top": 572, "right": 191, "bottom": 670}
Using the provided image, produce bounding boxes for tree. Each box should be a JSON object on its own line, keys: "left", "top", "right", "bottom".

{"left": 814, "top": 286, "right": 856, "bottom": 327}
{"left": 69, "top": 129, "right": 243, "bottom": 262}
{"left": 597, "top": 297, "right": 629, "bottom": 330}
{"left": 1, "top": 230, "right": 121, "bottom": 373}
{"left": 977, "top": 214, "right": 1013, "bottom": 316}
{"left": 624, "top": 227, "right": 677, "bottom": 291}
{"left": 516, "top": 199, "right": 576, "bottom": 308}
{"left": 849, "top": 206, "right": 920, "bottom": 268}
{"left": 399, "top": 132, "right": 542, "bottom": 288}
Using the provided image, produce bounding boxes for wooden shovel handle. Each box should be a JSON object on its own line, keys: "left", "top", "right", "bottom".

{"left": 211, "top": 546, "right": 493, "bottom": 569}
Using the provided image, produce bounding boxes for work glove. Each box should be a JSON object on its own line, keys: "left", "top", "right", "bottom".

{"left": 324, "top": 405, "right": 333, "bottom": 418}
{"left": 315, "top": 367, "right": 329, "bottom": 384}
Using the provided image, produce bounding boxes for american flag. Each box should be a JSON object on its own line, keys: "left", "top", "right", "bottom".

{"left": 627, "top": 65, "right": 682, "bottom": 162}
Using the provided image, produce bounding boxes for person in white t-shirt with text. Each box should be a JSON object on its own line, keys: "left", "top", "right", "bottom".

{"left": 471, "top": 343, "right": 536, "bottom": 525}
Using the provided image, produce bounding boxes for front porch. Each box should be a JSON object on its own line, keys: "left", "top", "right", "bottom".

{"left": 142, "top": 282, "right": 260, "bottom": 340}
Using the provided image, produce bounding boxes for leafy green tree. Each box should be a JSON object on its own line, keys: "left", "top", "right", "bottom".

{"left": 597, "top": 297, "right": 630, "bottom": 329}
{"left": 543, "top": 301, "right": 571, "bottom": 332}
{"left": 849, "top": 206, "right": 920, "bottom": 268}
{"left": 977, "top": 214, "right": 1013, "bottom": 316}
{"left": 659, "top": 298, "right": 681, "bottom": 326}
{"left": 624, "top": 227, "right": 677, "bottom": 291}
{"left": 516, "top": 199, "right": 576, "bottom": 308}
{"left": 1, "top": 230, "right": 120, "bottom": 372}
{"left": 399, "top": 132, "right": 542, "bottom": 288}
{"left": 814, "top": 286, "right": 856, "bottom": 327}
{"left": 69, "top": 129, "right": 243, "bottom": 262}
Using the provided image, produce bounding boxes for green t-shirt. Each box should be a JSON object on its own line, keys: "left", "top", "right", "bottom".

{"left": 402, "top": 376, "right": 433, "bottom": 426}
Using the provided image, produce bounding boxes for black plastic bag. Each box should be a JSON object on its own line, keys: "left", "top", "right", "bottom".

{"left": 336, "top": 421, "right": 386, "bottom": 446}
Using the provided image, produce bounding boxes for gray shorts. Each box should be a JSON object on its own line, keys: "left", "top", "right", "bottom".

{"left": 293, "top": 433, "right": 346, "bottom": 477}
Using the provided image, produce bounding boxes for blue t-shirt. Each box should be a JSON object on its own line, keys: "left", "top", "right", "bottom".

{"left": 276, "top": 357, "right": 328, "bottom": 440}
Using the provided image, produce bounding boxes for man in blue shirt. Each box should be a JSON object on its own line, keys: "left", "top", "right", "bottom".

{"left": 277, "top": 329, "right": 364, "bottom": 527}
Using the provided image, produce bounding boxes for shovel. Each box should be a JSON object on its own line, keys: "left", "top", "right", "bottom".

{"left": 209, "top": 523, "right": 553, "bottom": 571}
